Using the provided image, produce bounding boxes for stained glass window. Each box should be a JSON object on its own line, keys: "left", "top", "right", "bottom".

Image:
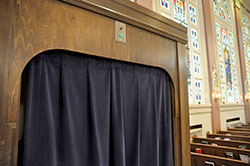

{"left": 221, "top": 84, "right": 226, "bottom": 102}
{"left": 213, "top": 0, "right": 218, "bottom": 14}
{"left": 188, "top": 79, "right": 193, "bottom": 102}
{"left": 222, "top": 0, "right": 228, "bottom": 9}
{"left": 195, "top": 80, "right": 202, "bottom": 102}
{"left": 227, "top": 86, "right": 234, "bottom": 102}
{"left": 229, "top": 31, "right": 234, "bottom": 47}
{"left": 233, "top": 68, "right": 237, "bottom": 82}
{"left": 214, "top": 0, "right": 240, "bottom": 103}
{"left": 221, "top": 26, "right": 229, "bottom": 46}
{"left": 155, "top": 0, "right": 204, "bottom": 104}
{"left": 217, "top": 42, "right": 223, "bottom": 60}
{"left": 227, "top": 11, "right": 231, "bottom": 23}
{"left": 242, "top": 16, "right": 250, "bottom": 39}
{"left": 215, "top": 22, "right": 220, "bottom": 39}
{"left": 213, "top": 0, "right": 231, "bottom": 24}
{"left": 189, "top": 4, "right": 196, "bottom": 25}
{"left": 161, "top": 0, "right": 170, "bottom": 10}
{"left": 174, "top": 0, "right": 187, "bottom": 25}
{"left": 224, "top": 46, "right": 232, "bottom": 88}
{"left": 219, "top": 7, "right": 226, "bottom": 20}
{"left": 193, "top": 53, "right": 200, "bottom": 75}
{"left": 219, "top": 63, "right": 225, "bottom": 80}
{"left": 191, "top": 28, "right": 199, "bottom": 50}
{"left": 245, "top": 27, "right": 249, "bottom": 39}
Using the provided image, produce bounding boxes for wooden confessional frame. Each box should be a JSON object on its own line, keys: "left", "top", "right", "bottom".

{"left": 0, "top": 0, "right": 190, "bottom": 165}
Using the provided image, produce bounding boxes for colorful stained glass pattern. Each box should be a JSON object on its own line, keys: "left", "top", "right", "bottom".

{"left": 221, "top": 27, "right": 229, "bottom": 46}
{"left": 219, "top": 63, "right": 225, "bottom": 80}
{"left": 189, "top": 4, "right": 196, "bottom": 25}
{"left": 219, "top": 7, "right": 226, "bottom": 20}
{"left": 188, "top": 80, "right": 193, "bottom": 103}
{"left": 229, "top": 31, "right": 234, "bottom": 47}
{"left": 191, "top": 28, "right": 199, "bottom": 50}
{"left": 227, "top": 11, "right": 231, "bottom": 23}
{"left": 214, "top": 0, "right": 232, "bottom": 23}
{"left": 214, "top": 0, "right": 240, "bottom": 104}
{"left": 195, "top": 80, "right": 202, "bottom": 102}
{"left": 221, "top": 84, "right": 226, "bottom": 102}
{"left": 242, "top": 16, "right": 250, "bottom": 39}
{"left": 193, "top": 53, "right": 200, "bottom": 75}
{"left": 222, "top": 0, "right": 228, "bottom": 9}
{"left": 174, "top": 0, "right": 187, "bottom": 25}
{"left": 217, "top": 42, "right": 223, "bottom": 60}
{"left": 161, "top": 0, "right": 170, "bottom": 10}
{"left": 215, "top": 22, "right": 220, "bottom": 39}
{"left": 224, "top": 46, "right": 232, "bottom": 88}
{"left": 213, "top": 0, "right": 218, "bottom": 14}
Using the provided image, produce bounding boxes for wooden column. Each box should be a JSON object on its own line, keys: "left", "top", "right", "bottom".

{"left": 177, "top": 42, "right": 191, "bottom": 166}
{"left": 202, "top": 0, "right": 221, "bottom": 132}
{"left": 233, "top": 0, "right": 250, "bottom": 122}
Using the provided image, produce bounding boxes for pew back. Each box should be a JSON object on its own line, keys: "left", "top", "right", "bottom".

{"left": 191, "top": 143, "right": 250, "bottom": 160}
{"left": 192, "top": 137, "right": 250, "bottom": 149}
{"left": 191, "top": 152, "right": 249, "bottom": 166}
{"left": 218, "top": 130, "right": 250, "bottom": 136}
{"left": 228, "top": 128, "right": 250, "bottom": 132}
{"left": 207, "top": 133, "right": 250, "bottom": 142}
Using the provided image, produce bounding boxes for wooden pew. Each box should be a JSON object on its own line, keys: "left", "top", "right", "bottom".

{"left": 218, "top": 130, "right": 250, "bottom": 137}
{"left": 237, "top": 126, "right": 250, "bottom": 129}
{"left": 192, "top": 135, "right": 250, "bottom": 149}
{"left": 207, "top": 132, "right": 250, "bottom": 142}
{"left": 191, "top": 142, "right": 250, "bottom": 160}
{"left": 191, "top": 152, "right": 249, "bottom": 166}
{"left": 228, "top": 127, "right": 250, "bottom": 132}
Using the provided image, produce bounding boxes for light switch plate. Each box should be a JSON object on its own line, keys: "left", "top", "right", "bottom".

{"left": 115, "top": 21, "right": 126, "bottom": 43}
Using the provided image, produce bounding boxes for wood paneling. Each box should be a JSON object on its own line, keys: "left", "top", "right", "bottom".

{"left": 0, "top": 0, "right": 189, "bottom": 165}
{"left": 62, "top": 0, "right": 187, "bottom": 43}
{"left": 177, "top": 42, "right": 191, "bottom": 165}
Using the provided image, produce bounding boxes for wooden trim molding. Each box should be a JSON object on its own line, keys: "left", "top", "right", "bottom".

{"left": 62, "top": 0, "right": 188, "bottom": 43}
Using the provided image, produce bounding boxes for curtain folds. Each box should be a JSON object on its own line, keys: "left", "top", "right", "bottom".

{"left": 20, "top": 51, "right": 174, "bottom": 166}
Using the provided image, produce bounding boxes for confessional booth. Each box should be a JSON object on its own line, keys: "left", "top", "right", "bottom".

{"left": 0, "top": 0, "right": 190, "bottom": 165}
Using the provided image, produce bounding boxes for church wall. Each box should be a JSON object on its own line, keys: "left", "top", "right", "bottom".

{"left": 220, "top": 105, "right": 246, "bottom": 130}
{"left": 188, "top": 0, "right": 212, "bottom": 137}
{"left": 151, "top": 0, "right": 212, "bottom": 137}
{"left": 135, "top": 0, "right": 249, "bottom": 134}
{"left": 189, "top": 105, "right": 212, "bottom": 137}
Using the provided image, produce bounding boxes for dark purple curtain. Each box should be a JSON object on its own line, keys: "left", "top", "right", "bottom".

{"left": 19, "top": 51, "right": 174, "bottom": 166}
